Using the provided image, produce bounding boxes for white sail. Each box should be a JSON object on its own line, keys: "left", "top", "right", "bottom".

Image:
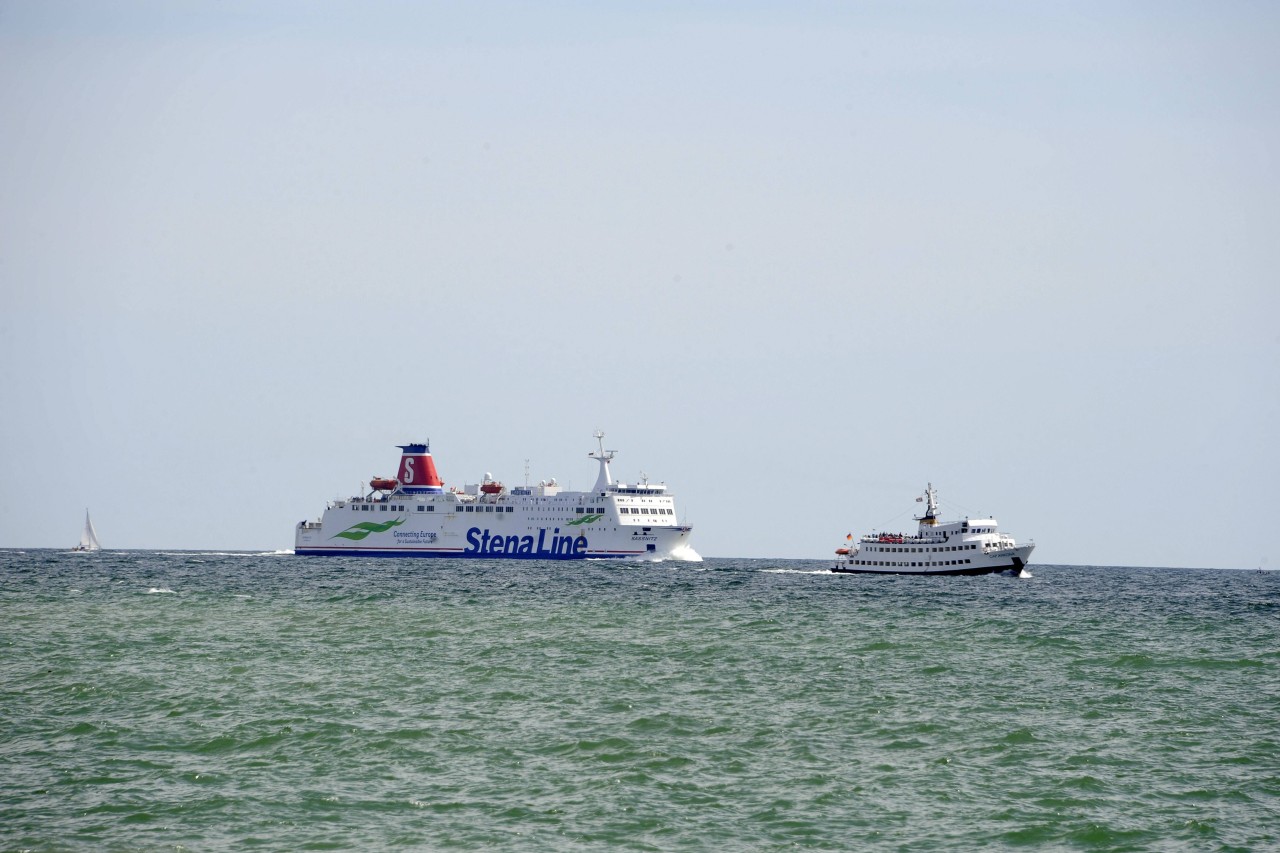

{"left": 78, "top": 510, "right": 101, "bottom": 551}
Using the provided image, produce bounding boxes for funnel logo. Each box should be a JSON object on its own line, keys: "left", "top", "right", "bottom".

{"left": 332, "top": 518, "right": 405, "bottom": 541}
{"left": 397, "top": 446, "right": 443, "bottom": 494}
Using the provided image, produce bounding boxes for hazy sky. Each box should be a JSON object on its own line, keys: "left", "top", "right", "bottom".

{"left": 2, "top": 1, "right": 1276, "bottom": 568}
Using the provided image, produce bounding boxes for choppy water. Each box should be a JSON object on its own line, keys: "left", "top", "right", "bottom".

{"left": 2, "top": 551, "right": 1277, "bottom": 851}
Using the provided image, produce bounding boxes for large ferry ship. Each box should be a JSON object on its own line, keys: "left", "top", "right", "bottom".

{"left": 831, "top": 484, "right": 1033, "bottom": 575}
{"left": 295, "top": 432, "right": 699, "bottom": 560}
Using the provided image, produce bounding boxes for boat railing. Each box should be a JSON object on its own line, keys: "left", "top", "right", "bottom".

{"left": 859, "top": 534, "right": 948, "bottom": 545}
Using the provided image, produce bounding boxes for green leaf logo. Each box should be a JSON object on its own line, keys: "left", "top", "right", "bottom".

{"left": 332, "top": 517, "right": 406, "bottom": 541}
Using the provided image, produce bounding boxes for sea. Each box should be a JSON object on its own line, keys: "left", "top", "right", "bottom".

{"left": 2, "top": 551, "right": 1277, "bottom": 852}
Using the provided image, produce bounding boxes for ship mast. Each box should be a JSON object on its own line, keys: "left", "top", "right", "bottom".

{"left": 588, "top": 429, "right": 615, "bottom": 494}
{"left": 915, "top": 483, "right": 940, "bottom": 525}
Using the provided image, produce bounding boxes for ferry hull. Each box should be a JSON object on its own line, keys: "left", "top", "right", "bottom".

{"left": 295, "top": 516, "right": 696, "bottom": 561}
{"left": 831, "top": 559, "right": 1026, "bottom": 576}
{"left": 831, "top": 545, "right": 1033, "bottom": 576}
{"left": 294, "top": 548, "right": 680, "bottom": 560}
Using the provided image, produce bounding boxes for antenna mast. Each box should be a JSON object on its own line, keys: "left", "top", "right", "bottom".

{"left": 588, "top": 429, "right": 616, "bottom": 493}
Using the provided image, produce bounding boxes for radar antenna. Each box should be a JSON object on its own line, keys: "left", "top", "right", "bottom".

{"left": 588, "top": 429, "right": 616, "bottom": 493}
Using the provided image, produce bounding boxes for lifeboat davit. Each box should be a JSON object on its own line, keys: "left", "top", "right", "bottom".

{"left": 369, "top": 477, "right": 398, "bottom": 492}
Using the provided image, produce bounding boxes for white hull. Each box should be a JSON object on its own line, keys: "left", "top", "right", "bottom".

{"left": 831, "top": 543, "right": 1034, "bottom": 575}
{"left": 831, "top": 484, "right": 1033, "bottom": 576}
{"left": 296, "top": 505, "right": 696, "bottom": 560}
{"left": 296, "top": 434, "right": 699, "bottom": 561}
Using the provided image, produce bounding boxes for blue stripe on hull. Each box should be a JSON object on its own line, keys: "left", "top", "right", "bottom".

{"left": 295, "top": 548, "right": 641, "bottom": 559}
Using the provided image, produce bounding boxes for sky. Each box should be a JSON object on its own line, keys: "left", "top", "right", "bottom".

{"left": 1, "top": 1, "right": 1277, "bottom": 568}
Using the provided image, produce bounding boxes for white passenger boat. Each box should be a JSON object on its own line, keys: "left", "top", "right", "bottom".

{"left": 831, "top": 484, "right": 1033, "bottom": 575}
{"left": 295, "top": 432, "right": 699, "bottom": 560}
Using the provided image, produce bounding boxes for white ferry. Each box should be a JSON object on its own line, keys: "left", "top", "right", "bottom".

{"left": 295, "top": 432, "right": 699, "bottom": 560}
{"left": 831, "top": 484, "right": 1033, "bottom": 575}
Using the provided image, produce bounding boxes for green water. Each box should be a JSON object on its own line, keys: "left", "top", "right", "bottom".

{"left": 2, "top": 552, "right": 1277, "bottom": 850}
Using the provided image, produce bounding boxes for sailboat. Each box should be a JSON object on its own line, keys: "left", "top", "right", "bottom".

{"left": 72, "top": 510, "right": 101, "bottom": 552}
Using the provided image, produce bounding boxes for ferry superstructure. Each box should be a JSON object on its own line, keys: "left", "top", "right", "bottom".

{"left": 295, "top": 432, "right": 699, "bottom": 560}
{"left": 831, "top": 484, "right": 1033, "bottom": 575}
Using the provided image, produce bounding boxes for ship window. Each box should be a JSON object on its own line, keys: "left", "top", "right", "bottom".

{"left": 380, "top": 505, "right": 387, "bottom": 511}
{"left": 506, "top": 506, "right": 513, "bottom": 512}
{"left": 361, "top": 505, "right": 369, "bottom": 511}
{"left": 576, "top": 507, "right": 584, "bottom": 514}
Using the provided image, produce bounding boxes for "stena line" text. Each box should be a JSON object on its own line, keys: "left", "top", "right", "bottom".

{"left": 464, "top": 526, "right": 588, "bottom": 557}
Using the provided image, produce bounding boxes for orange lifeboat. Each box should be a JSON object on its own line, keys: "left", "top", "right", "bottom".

{"left": 480, "top": 481, "right": 504, "bottom": 495}
{"left": 835, "top": 547, "right": 850, "bottom": 555}
{"left": 369, "top": 477, "right": 398, "bottom": 492}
